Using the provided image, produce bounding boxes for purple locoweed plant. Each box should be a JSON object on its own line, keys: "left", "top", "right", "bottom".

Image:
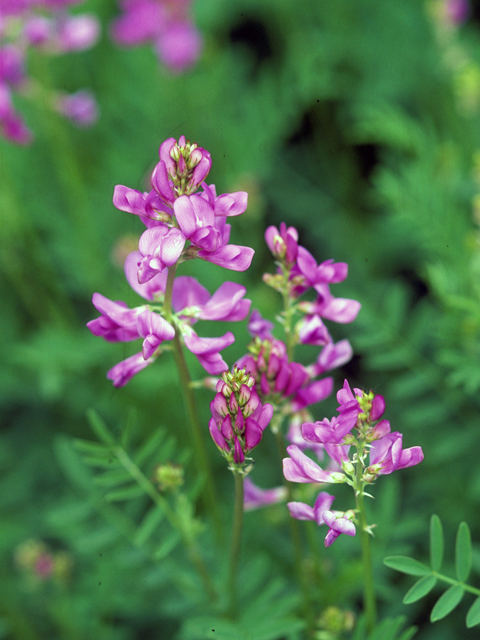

{"left": 87, "top": 136, "right": 426, "bottom": 633}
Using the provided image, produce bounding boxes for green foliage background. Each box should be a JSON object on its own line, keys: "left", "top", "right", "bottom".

{"left": 2, "top": 0, "right": 480, "bottom": 638}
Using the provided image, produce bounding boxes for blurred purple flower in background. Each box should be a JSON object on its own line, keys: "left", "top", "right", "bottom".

{"left": 111, "top": 0, "right": 202, "bottom": 73}
{"left": 0, "top": 0, "right": 100, "bottom": 143}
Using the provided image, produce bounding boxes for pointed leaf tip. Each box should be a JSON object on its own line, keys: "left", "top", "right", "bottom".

{"left": 466, "top": 597, "right": 480, "bottom": 628}
{"left": 403, "top": 574, "right": 437, "bottom": 604}
{"left": 430, "top": 584, "right": 465, "bottom": 622}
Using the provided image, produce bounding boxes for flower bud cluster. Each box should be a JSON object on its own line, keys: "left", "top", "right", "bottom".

{"left": 1, "top": 0, "right": 100, "bottom": 144}
{"left": 209, "top": 367, "right": 273, "bottom": 467}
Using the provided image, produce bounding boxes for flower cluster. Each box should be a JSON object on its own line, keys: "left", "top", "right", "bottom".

{"left": 111, "top": 0, "right": 202, "bottom": 74}
{"left": 0, "top": 0, "right": 100, "bottom": 144}
{"left": 209, "top": 366, "right": 273, "bottom": 468}
{"left": 236, "top": 223, "right": 360, "bottom": 428}
{"left": 88, "top": 136, "right": 254, "bottom": 386}
{"left": 284, "top": 380, "right": 424, "bottom": 546}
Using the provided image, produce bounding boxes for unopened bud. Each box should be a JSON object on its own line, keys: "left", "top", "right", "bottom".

{"left": 153, "top": 462, "right": 184, "bottom": 492}
{"left": 238, "top": 384, "right": 251, "bottom": 406}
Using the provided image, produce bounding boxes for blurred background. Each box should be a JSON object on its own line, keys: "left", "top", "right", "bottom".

{"left": 2, "top": 0, "right": 480, "bottom": 638}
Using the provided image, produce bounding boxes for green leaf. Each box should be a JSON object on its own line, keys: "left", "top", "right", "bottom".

{"left": 86, "top": 409, "right": 116, "bottom": 445}
{"left": 455, "top": 521, "right": 472, "bottom": 582}
{"left": 73, "top": 438, "right": 113, "bottom": 457}
{"left": 134, "top": 428, "right": 167, "bottom": 466}
{"left": 466, "top": 596, "right": 480, "bottom": 628}
{"left": 430, "top": 584, "right": 465, "bottom": 622}
{"left": 104, "top": 484, "right": 145, "bottom": 502}
{"left": 94, "top": 468, "right": 132, "bottom": 487}
{"left": 430, "top": 514, "right": 444, "bottom": 572}
{"left": 384, "top": 556, "right": 431, "bottom": 576}
{"left": 133, "top": 507, "right": 165, "bottom": 547}
{"left": 403, "top": 574, "right": 437, "bottom": 604}
{"left": 153, "top": 531, "right": 181, "bottom": 559}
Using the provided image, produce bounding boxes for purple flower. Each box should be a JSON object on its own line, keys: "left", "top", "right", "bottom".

{"left": 299, "top": 286, "right": 361, "bottom": 324}
{"left": 137, "top": 225, "right": 186, "bottom": 283}
{"left": 87, "top": 293, "right": 145, "bottom": 342}
{"left": 369, "top": 432, "right": 424, "bottom": 475}
{"left": 55, "top": 89, "right": 98, "bottom": 127}
{"left": 107, "top": 352, "right": 155, "bottom": 387}
{"left": 310, "top": 339, "right": 353, "bottom": 376}
{"left": 155, "top": 20, "right": 202, "bottom": 73}
{"left": 247, "top": 309, "right": 274, "bottom": 340}
{"left": 283, "top": 445, "right": 345, "bottom": 484}
{"left": 244, "top": 478, "right": 287, "bottom": 511}
{"left": 184, "top": 332, "right": 235, "bottom": 375}
{"left": 200, "top": 183, "right": 248, "bottom": 217}
{"left": 265, "top": 223, "right": 299, "bottom": 265}
{"left": 110, "top": 0, "right": 202, "bottom": 73}
{"left": 287, "top": 492, "right": 355, "bottom": 547}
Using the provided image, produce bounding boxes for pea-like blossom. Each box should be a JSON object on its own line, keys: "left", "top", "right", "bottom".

{"left": 243, "top": 478, "right": 287, "bottom": 511}
{"left": 287, "top": 491, "right": 356, "bottom": 547}
{"left": 88, "top": 250, "right": 251, "bottom": 385}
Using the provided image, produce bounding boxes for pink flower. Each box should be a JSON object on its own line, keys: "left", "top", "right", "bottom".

{"left": 55, "top": 89, "right": 98, "bottom": 127}
{"left": 369, "top": 432, "right": 424, "bottom": 475}
{"left": 107, "top": 352, "right": 155, "bottom": 387}
{"left": 137, "top": 225, "right": 186, "bottom": 283}
{"left": 265, "top": 222, "right": 299, "bottom": 265}
{"left": 283, "top": 445, "right": 345, "bottom": 484}
{"left": 244, "top": 478, "right": 287, "bottom": 511}
{"left": 287, "top": 492, "right": 355, "bottom": 547}
{"left": 155, "top": 20, "right": 202, "bottom": 73}
{"left": 184, "top": 332, "right": 235, "bottom": 375}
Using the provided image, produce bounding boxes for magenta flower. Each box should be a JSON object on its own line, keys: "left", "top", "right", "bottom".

{"left": 244, "top": 478, "right": 287, "bottom": 511}
{"left": 287, "top": 492, "right": 355, "bottom": 547}
{"left": 265, "top": 222, "right": 299, "bottom": 265}
{"left": 369, "top": 432, "right": 424, "bottom": 475}
{"left": 137, "top": 225, "right": 186, "bottom": 283}
{"left": 55, "top": 89, "right": 98, "bottom": 127}
{"left": 184, "top": 332, "right": 235, "bottom": 375}
{"left": 200, "top": 183, "right": 248, "bottom": 218}
{"left": 107, "top": 352, "right": 155, "bottom": 387}
{"left": 247, "top": 310, "right": 274, "bottom": 340}
{"left": 283, "top": 445, "right": 345, "bottom": 484}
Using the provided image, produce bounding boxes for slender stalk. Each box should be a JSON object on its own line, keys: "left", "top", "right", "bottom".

{"left": 354, "top": 447, "right": 377, "bottom": 632}
{"left": 274, "top": 429, "right": 315, "bottom": 635}
{"left": 227, "top": 470, "right": 244, "bottom": 618}
{"left": 163, "top": 262, "right": 224, "bottom": 544}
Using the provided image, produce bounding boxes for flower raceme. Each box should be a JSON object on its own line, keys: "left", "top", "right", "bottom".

{"left": 209, "top": 367, "right": 273, "bottom": 467}
{"left": 283, "top": 380, "right": 424, "bottom": 546}
{"left": 88, "top": 136, "right": 255, "bottom": 385}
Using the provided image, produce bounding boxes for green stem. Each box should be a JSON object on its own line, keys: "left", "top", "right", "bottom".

{"left": 274, "top": 429, "right": 316, "bottom": 635}
{"left": 354, "top": 450, "right": 377, "bottom": 632}
{"left": 228, "top": 471, "right": 244, "bottom": 618}
{"left": 163, "top": 261, "right": 224, "bottom": 544}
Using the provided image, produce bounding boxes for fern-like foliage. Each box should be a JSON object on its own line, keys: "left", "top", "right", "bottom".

{"left": 384, "top": 515, "right": 480, "bottom": 628}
